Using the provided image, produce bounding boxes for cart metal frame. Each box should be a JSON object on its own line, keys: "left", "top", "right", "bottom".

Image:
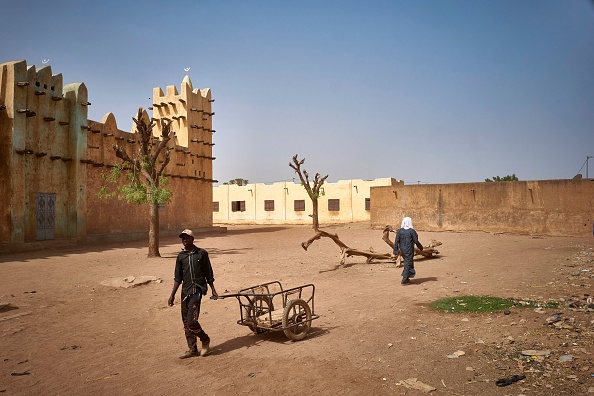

{"left": 217, "top": 281, "right": 319, "bottom": 341}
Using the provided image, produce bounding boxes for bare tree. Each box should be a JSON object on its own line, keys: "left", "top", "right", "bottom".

{"left": 289, "top": 155, "right": 328, "bottom": 231}
{"left": 99, "top": 108, "right": 173, "bottom": 257}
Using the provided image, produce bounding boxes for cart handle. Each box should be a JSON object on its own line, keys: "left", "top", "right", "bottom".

{"left": 210, "top": 292, "right": 270, "bottom": 300}
{"left": 210, "top": 294, "right": 236, "bottom": 300}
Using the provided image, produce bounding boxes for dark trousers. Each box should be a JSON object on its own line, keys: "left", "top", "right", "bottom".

{"left": 401, "top": 255, "right": 416, "bottom": 283}
{"left": 181, "top": 293, "right": 209, "bottom": 351}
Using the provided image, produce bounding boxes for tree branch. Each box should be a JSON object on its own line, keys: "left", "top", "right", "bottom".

{"left": 157, "top": 151, "right": 170, "bottom": 177}
{"left": 132, "top": 108, "right": 154, "bottom": 159}
{"left": 152, "top": 119, "right": 172, "bottom": 163}
{"left": 113, "top": 144, "right": 135, "bottom": 165}
{"left": 301, "top": 227, "right": 440, "bottom": 267}
{"left": 290, "top": 155, "right": 314, "bottom": 196}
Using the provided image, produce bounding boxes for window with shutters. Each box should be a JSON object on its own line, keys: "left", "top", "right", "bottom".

{"left": 294, "top": 199, "right": 305, "bottom": 211}
{"left": 231, "top": 201, "right": 246, "bottom": 212}
{"left": 328, "top": 199, "right": 340, "bottom": 211}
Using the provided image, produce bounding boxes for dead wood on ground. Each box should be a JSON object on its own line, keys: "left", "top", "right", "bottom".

{"left": 302, "top": 225, "right": 441, "bottom": 266}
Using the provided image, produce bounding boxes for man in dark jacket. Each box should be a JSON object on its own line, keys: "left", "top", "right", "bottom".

{"left": 168, "top": 229, "right": 219, "bottom": 358}
{"left": 394, "top": 217, "right": 424, "bottom": 285}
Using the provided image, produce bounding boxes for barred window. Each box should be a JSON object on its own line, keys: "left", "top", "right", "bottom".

{"left": 212, "top": 202, "right": 219, "bottom": 212}
{"left": 231, "top": 201, "right": 246, "bottom": 212}
{"left": 328, "top": 199, "right": 340, "bottom": 211}
{"left": 264, "top": 200, "right": 274, "bottom": 211}
{"left": 365, "top": 198, "right": 370, "bottom": 211}
{"left": 294, "top": 199, "right": 305, "bottom": 211}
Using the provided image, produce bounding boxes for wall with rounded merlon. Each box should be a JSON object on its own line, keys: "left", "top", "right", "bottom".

{"left": 0, "top": 60, "right": 217, "bottom": 253}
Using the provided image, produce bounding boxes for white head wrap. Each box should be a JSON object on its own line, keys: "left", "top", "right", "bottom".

{"left": 401, "top": 217, "right": 413, "bottom": 230}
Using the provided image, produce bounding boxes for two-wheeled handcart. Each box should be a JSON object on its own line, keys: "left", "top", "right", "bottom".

{"left": 214, "top": 281, "right": 319, "bottom": 341}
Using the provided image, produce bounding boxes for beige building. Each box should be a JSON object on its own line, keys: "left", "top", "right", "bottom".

{"left": 213, "top": 178, "right": 402, "bottom": 225}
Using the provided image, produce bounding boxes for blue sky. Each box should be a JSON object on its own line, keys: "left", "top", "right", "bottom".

{"left": 2, "top": 0, "right": 593, "bottom": 184}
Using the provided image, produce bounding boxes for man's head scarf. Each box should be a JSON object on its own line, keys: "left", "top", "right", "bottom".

{"left": 401, "top": 217, "right": 413, "bottom": 230}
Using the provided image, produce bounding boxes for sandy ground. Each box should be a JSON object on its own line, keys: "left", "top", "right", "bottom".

{"left": 1, "top": 223, "right": 593, "bottom": 396}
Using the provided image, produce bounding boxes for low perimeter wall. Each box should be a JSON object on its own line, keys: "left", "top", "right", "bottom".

{"left": 371, "top": 179, "right": 594, "bottom": 237}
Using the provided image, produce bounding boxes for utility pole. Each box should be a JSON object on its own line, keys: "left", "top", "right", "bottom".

{"left": 588, "top": 156, "right": 594, "bottom": 178}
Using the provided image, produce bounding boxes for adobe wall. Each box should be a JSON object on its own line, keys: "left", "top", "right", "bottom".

{"left": 0, "top": 60, "right": 88, "bottom": 250}
{"left": 370, "top": 179, "right": 594, "bottom": 237}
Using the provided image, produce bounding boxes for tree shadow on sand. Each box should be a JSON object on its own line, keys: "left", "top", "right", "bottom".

{"left": 319, "top": 256, "right": 442, "bottom": 274}
{"left": 225, "top": 226, "right": 291, "bottom": 236}
{"left": 159, "top": 247, "right": 253, "bottom": 259}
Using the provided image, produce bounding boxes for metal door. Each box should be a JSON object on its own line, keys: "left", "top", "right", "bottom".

{"left": 36, "top": 192, "right": 56, "bottom": 240}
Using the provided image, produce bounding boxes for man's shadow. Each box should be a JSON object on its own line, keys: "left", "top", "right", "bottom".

{"left": 207, "top": 325, "right": 333, "bottom": 356}
{"left": 409, "top": 277, "right": 438, "bottom": 285}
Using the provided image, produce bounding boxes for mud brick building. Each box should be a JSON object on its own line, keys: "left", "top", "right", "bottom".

{"left": 0, "top": 60, "right": 217, "bottom": 253}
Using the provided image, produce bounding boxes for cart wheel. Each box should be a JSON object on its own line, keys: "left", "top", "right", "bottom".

{"left": 245, "top": 296, "right": 274, "bottom": 334}
{"left": 282, "top": 298, "right": 312, "bottom": 341}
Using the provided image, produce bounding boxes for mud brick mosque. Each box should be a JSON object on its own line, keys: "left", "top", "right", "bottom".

{"left": 1, "top": 60, "right": 217, "bottom": 253}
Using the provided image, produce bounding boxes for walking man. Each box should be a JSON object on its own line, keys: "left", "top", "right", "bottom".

{"left": 394, "top": 217, "right": 424, "bottom": 285}
{"left": 168, "top": 229, "right": 218, "bottom": 358}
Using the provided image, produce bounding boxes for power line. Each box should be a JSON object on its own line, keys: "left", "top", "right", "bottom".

{"left": 576, "top": 156, "right": 594, "bottom": 178}
{"left": 404, "top": 180, "right": 431, "bottom": 185}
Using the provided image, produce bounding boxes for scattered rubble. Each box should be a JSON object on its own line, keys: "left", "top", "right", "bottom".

{"left": 396, "top": 378, "right": 436, "bottom": 392}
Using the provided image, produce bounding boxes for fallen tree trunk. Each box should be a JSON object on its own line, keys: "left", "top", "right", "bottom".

{"left": 301, "top": 226, "right": 441, "bottom": 266}
{"left": 382, "top": 225, "right": 441, "bottom": 260}
{"left": 302, "top": 229, "right": 347, "bottom": 250}
{"left": 340, "top": 248, "right": 394, "bottom": 266}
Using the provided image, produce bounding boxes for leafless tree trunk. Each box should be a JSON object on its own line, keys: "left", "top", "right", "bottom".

{"left": 148, "top": 201, "right": 159, "bottom": 257}
{"left": 289, "top": 155, "right": 328, "bottom": 231}
{"left": 311, "top": 199, "right": 320, "bottom": 231}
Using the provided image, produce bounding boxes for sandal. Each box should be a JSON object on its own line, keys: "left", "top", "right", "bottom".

{"left": 511, "top": 374, "right": 526, "bottom": 382}
{"left": 495, "top": 378, "right": 513, "bottom": 387}
{"left": 495, "top": 374, "right": 526, "bottom": 387}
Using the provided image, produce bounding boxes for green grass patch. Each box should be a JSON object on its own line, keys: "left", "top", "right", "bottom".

{"left": 428, "top": 295, "right": 558, "bottom": 313}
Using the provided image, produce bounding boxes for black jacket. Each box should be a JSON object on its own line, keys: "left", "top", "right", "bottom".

{"left": 394, "top": 228, "right": 423, "bottom": 259}
{"left": 174, "top": 245, "right": 214, "bottom": 296}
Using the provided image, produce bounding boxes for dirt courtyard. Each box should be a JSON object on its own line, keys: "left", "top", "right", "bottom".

{"left": 1, "top": 223, "right": 593, "bottom": 395}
